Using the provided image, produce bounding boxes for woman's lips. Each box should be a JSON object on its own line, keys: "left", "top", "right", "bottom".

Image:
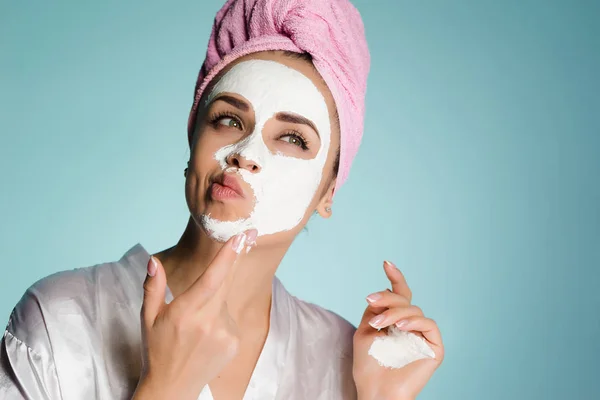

{"left": 211, "top": 174, "right": 245, "bottom": 200}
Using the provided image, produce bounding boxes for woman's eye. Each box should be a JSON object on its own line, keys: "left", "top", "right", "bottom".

{"left": 218, "top": 117, "right": 242, "bottom": 130}
{"left": 280, "top": 134, "right": 307, "bottom": 149}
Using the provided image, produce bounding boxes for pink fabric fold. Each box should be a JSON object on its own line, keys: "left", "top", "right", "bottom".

{"left": 187, "top": 0, "right": 370, "bottom": 191}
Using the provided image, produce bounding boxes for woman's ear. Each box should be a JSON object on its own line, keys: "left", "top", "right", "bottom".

{"left": 316, "top": 178, "right": 336, "bottom": 218}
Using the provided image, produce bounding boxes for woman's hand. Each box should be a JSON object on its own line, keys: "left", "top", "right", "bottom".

{"left": 352, "top": 261, "right": 444, "bottom": 400}
{"left": 132, "top": 229, "right": 257, "bottom": 400}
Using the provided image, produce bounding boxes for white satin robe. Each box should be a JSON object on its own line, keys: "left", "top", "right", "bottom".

{"left": 0, "top": 244, "right": 357, "bottom": 399}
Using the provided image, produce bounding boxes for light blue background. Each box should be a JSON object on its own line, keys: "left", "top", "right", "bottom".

{"left": 1, "top": 0, "right": 599, "bottom": 398}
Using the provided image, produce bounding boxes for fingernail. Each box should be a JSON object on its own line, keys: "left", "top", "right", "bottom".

{"left": 369, "top": 314, "right": 386, "bottom": 329}
{"left": 384, "top": 260, "right": 398, "bottom": 271}
{"left": 147, "top": 256, "right": 157, "bottom": 277}
{"left": 245, "top": 229, "right": 258, "bottom": 247}
{"left": 232, "top": 233, "right": 247, "bottom": 254}
{"left": 396, "top": 319, "right": 409, "bottom": 329}
{"left": 366, "top": 292, "right": 382, "bottom": 303}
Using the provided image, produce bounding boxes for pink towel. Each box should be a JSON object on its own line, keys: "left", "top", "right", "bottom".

{"left": 187, "top": 0, "right": 370, "bottom": 192}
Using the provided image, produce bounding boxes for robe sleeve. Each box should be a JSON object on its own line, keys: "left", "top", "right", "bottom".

{"left": 338, "top": 334, "right": 358, "bottom": 400}
{"left": 1, "top": 287, "right": 63, "bottom": 400}
{"left": 0, "top": 329, "right": 62, "bottom": 400}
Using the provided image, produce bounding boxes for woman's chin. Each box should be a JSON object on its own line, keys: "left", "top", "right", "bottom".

{"left": 199, "top": 213, "right": 254, "bottom": 242}
{"left": 200, "top": 202, "right": 251, "bottom": 221}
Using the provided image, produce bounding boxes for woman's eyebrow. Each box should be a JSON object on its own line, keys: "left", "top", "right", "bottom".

{"left": 275, "top": 112, "right": 320, "bottom": 138}
{"left": 214, "top": 95, "right": 250, "bottom": 112}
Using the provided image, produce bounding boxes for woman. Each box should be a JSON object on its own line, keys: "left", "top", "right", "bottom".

{"left": 1, "top": 0, "right": 444, "bottom": 399}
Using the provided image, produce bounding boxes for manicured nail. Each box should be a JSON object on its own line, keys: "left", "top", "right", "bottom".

{"left": 396, "top": 319, "right": 409, "bottom": 329}
{"left": 366, "top": 292, "right": 382, "bottom": 303}
{"left": 232, "top": 233, "right": 247, "bottom": 254}
{"left": 245, "top": 229, "right": 258, "bottom": 247}
{"left": 147, "top": 256, "right": 157, "bottom": 277}
{"left": 384, "top": 260, "right": 398, "bottom": 271}
{"left": 369, "top": 314, "right": 386, "bottom": 328}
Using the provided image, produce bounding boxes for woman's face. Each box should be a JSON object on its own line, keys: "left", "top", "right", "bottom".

{"left": 185, "top": 51, "right": 340, "bottom": 244}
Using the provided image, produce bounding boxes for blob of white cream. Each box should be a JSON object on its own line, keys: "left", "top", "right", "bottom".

{"left": 200, "top": 60, "right": 331, "bottom": 241}
{"left": 368, "top": 325, "right": 436, "bottom": 369}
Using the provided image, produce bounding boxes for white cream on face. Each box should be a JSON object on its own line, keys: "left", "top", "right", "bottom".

{"left": 200, "top": 60, "right": 331, "bottom": 240}
{"left": 368, "top": 326, "right": 436, "bottom": 369}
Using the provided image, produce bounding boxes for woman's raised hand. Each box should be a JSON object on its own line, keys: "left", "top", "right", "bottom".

{"left": 352, "top": 261, "right": 444, "bottom": 400}
{"left": 132, "top": 229, "right": 257, "bottom": 400}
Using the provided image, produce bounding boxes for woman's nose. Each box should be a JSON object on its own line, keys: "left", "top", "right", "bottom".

{"left": 226, "top": 153, "right": 261, "bottom": 173}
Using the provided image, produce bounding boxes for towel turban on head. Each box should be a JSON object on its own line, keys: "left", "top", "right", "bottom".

{"left": 187, "top": 0, "right": 370, "bottom": 192}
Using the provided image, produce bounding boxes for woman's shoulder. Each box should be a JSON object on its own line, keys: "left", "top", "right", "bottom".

{"left": 273, "top": 277, "right": 356, "bottom": 353}
{"left": 5, "top": 244, "right": 149, "bottom": 347}
{"left": 272, "top": 279, "right": 357, "bottom": 398}
{"left": 293, "top": 297, "right": 356, "bottom": 338}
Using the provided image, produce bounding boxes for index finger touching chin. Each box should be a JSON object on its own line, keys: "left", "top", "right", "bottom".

{"left": 177, "top": 230, "right": 253, "bottom": 309}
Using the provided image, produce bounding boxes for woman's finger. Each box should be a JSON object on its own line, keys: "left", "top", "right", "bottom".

{"left": 395, "top": 316, "right": 443, "bottom": 351}
{"left": 367, "top": 305, "right": 424, "bottom": 330}
{"left": 383, "top": 261, "right": 412, "bottom": 302}
{"left": 141, "top": 256, "right": 167, "bottom": 327}
{"left": 177, "top": 229, "right": 257, "bottom": 309}
{"left": 357, "top": 299, "right": 391, "bottom": 334}
{"left": 366, "top": 289, "right": 410, "bottom": 309}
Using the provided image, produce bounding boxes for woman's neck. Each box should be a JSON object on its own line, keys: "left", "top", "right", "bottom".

{"left": 154, "top": 217, "right": 288, "bottom": 327}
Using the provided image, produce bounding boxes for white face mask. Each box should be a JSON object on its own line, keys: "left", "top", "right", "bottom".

{"left": 200, "top": 60, "right": 331, "bottom": 241}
